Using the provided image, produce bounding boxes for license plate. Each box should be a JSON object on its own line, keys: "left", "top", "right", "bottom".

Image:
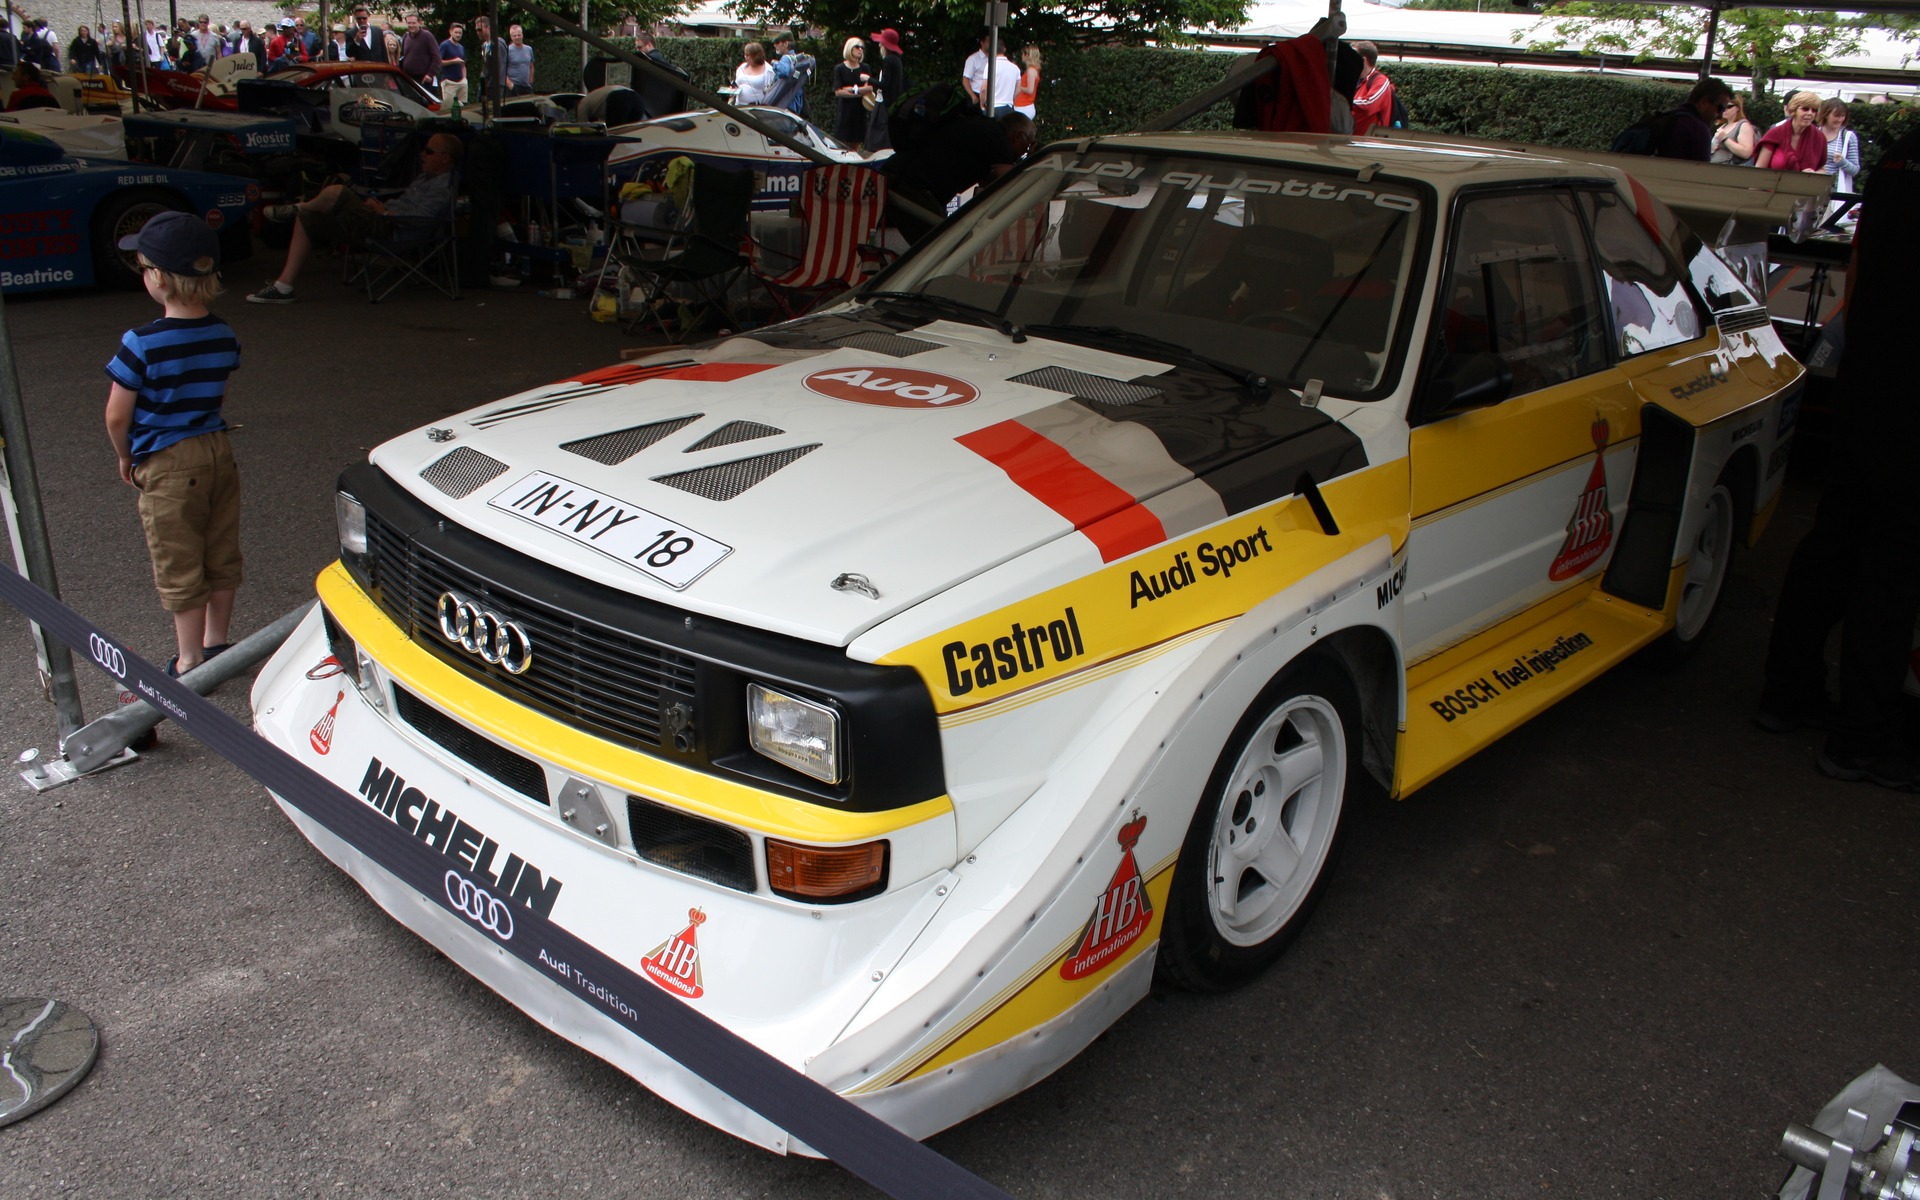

{"left": 488, "top": 471, "right": 731, "bottom": 590}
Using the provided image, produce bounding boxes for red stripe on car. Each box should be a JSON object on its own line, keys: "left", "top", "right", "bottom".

{"left": 958, "top": 420, "right": 1168, "bottom": 562}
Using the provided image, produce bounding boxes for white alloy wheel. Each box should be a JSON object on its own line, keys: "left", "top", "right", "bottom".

{"left": 1206, "top": 693, "right": 1346, "bottom": 948}
{"left": 1672, "top": 483, "right": 1735, "bottom": 643}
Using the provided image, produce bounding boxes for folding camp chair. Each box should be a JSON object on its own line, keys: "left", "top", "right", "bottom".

{"left": 752, "top": 163, "right": 890, "bottom": 320}
{"left": 621, "top": 162, "right": 754, "bottom": 341}
{"left": 357, "top": 173, "right": 464, "bottom": 302}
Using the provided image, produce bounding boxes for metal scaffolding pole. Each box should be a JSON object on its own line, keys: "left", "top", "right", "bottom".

{"left": 0, "top": 290, "right": 86, "bottom": 745}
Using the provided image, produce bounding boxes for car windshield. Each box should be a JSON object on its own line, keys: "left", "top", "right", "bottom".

{"left": 869, "top": 147, "right": 1429, "bottom": 399}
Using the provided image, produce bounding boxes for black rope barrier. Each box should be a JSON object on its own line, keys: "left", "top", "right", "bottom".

{"left": 0, "top": 565, "right": 1011, "bottom": 1200}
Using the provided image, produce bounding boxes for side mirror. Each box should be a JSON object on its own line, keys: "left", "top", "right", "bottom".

{"left": 1423, "top": 351, "right": 1512, "bottom": 415}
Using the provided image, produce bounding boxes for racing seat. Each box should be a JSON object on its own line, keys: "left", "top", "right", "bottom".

{"left": 354, "top": 172, "right": 465, "bottom": 302}
{"left": 617, "top": 162, "right": 754, "bottom": 340}
{"left": 750, "top": 163, "right": 890, "bottom": 320}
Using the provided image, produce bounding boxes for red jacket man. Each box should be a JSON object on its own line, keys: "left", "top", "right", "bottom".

{"left": 1350, "top": 40, "right": 1395, "bottom": 136}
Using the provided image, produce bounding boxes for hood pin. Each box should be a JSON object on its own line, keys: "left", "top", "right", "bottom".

{"left": 831, "top": 573, "right": 880, "bottom": 600}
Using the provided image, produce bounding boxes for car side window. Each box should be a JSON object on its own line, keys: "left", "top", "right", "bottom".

{"left": 1438, "top": 189, "right": 1607, "bottom": 396}
{"left": 1580, "top": 189, "right": 1703, "bottom": 357}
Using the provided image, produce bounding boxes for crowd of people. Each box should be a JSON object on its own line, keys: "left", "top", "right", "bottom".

{"left": 1631, "top": 76, "right": 1868, "bottom": 206}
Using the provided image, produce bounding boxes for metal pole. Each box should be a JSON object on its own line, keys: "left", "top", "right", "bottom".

{"left": 579, "top": 0, "right": 587, "bottom": 78}
{"left": 57, "top": 601, "right": 313, "bottom": 778}
{"left": 0, "top": 290, "right": 86, "bottom": 743}
{"left": 485, "top": 0, "right": 499, "bottom": 121}
{"left": 1701, "top": 4, "right": 1721, "bottom": 81}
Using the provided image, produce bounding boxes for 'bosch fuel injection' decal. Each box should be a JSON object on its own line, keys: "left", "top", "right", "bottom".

{"left": 1428, "top": 632, "right": 1596, "bottom": 723}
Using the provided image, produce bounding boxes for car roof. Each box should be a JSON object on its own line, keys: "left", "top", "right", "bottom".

{"left": 1076, "top": 130, "right": 1622, "bottom": 194}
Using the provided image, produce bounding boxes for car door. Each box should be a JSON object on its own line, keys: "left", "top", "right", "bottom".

{"left": 1401, "top": 185, "right": 1643, "bottom": 662}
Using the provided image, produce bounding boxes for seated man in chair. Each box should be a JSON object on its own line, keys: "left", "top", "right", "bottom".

{"left": 249, "top": 133, "right": 461, "bottom": 304}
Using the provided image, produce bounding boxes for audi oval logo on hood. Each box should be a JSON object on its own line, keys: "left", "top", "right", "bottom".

{"left": 802, "top": 366, "right": 979, "bottom": 409}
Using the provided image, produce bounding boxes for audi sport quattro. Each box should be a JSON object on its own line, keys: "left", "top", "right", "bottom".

{"left": 252, "top": 131, "right": 1800, "bottom": 1151}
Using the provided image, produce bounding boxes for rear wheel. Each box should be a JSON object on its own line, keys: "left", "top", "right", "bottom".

{"left": 1157, "top": 659, "right": 1357, "bottom": 992}
{"left": 91, "top": 191, "right": 191, "bottom": 289}
{"left": 1647, "top": 479, "right": 1737, "bottom": 665}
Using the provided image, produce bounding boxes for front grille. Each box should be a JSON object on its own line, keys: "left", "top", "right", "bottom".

{"left": 365, "top": 511, "right": 698, "bottom": 752}
{"left": 394, "top": 687, "right": 549, "bottom": 805}
{"left": 627, "top": 795, "right": 756, "bottom": 891}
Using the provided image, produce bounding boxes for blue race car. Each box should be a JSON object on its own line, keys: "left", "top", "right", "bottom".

{"left": 0, "top": 125, "right": 258, "bottom": 294}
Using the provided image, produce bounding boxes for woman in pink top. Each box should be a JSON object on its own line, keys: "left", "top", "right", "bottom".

{"left": 1755, "top": 91, "right": 1827, "bottom": 172}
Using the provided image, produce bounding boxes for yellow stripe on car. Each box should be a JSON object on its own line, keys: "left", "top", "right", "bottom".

{"left": 317, "top": 563, "right": 954, "bottom": 844}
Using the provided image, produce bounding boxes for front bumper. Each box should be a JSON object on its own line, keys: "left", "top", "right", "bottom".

{"left": 251, "top": 596, "right": 1151, "bottom": 1149}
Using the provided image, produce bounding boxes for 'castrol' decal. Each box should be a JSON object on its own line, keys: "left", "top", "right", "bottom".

{"left": 1061, "top": 813, "right": 1152, "bottom": 981}
{"left": 803, "top": 367, "right": 978, "bottom": 409}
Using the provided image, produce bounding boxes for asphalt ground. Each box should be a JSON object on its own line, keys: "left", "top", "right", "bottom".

{"left": 2, "top": 260, "right": 1916, "bottom": 1199}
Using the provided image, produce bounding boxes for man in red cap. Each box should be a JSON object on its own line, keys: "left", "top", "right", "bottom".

{"left": 866, "top": 27, "right": 904, "bottom": 150}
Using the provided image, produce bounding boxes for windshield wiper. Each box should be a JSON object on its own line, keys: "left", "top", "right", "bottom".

{"left": 1025, "top": 323, "right": 1271, "bottom": 396}
{"left": 864, "top": 291, "right": 1027, "bottom": 343}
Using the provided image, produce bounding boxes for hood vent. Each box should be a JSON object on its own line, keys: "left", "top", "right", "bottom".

{"left": 686, "top": 420, "right": 784, "bottom": 451}
{"left": 562, "top": 414, "right": 703, "bottom": 465}
{"left": 829, "top": 331, "right": 939, "bottom": 357}
{"left": 1009, "top": 366, "right": 1163, "bottom": 407}
{"left": 653, "top": 445, "right": 819, "bottom": 501}
{"left": 1715, "top": 306, "right": 1770, "bottom": 336}
{"left": 420, "top": 447, "right": 509, "bottom": 498}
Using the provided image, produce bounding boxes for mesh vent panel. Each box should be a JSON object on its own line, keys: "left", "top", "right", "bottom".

{"left": 828, "top": 332, "right": 938, "bottom": 357}
{"left": 652, "top": 445, "right": 819, "bottom": 501}
{"left": 1008, "top": 366, "right": 1163, "bottom": 406}
{"left": 686, "top": 420, "right": 784, "bottom": 451}
{"left": 561, "top": 415, "right": 702, "bottom": 465}
{"left": 626, "top": 796, "right": 756, "bottom": 891}
{"left": 394, "top": 688, "right": 548, "bottom": 805}
{"left": 420, "top": 447, "right": 509, "bottom": 499}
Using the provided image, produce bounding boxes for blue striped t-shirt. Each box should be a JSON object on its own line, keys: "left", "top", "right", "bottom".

{"left": 104, "top": 315, "right": 241, "bottom": 463}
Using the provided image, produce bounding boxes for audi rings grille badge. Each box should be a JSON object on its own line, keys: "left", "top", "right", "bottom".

{"left": 435, "top": 592, "right": 533, "bottom": 674}
{"left": 445, "top": 870, "right": 514, "bottom": 941}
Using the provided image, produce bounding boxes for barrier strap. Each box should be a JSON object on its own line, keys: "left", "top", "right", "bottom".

{"left": 0, "top": 566, "right": 1010, "bottom": 1200}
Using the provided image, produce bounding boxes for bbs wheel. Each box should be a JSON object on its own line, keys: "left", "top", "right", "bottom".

{"left": 1157, "top": 658, "right": 1358, "bottom": 992}
{"left": 91, "top": 191, "right": 191, "bottom": 290}
{"left": 1647, "top": 478, "right": 1737, "bottom": 666}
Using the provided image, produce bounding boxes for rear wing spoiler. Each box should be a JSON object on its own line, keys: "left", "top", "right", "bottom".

{"left": 1369, "top": 127, "right": 1832, "bottom": 247}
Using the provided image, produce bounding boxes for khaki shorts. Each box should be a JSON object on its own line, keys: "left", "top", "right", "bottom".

{"left": 134, "top": 430, "right": 243, "bottom": 612}
{"left": 301, "top": 189, "right": 382, "bottom": 248}
{"left": 440, "top": 78, "right": 468, "bottom": 108}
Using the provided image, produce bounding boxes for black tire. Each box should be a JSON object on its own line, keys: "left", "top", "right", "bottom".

{"left": 1644, "top": 478, "right": 1738, "bottom": 667}
{"left": 1157, "top": 657, "right": 1359, "bottom": 993}
{"left": 91, "top": 191, "right": 192, "bottom": 289}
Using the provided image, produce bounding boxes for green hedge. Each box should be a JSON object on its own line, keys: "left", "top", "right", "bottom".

{"left": 528, "top": 35, "right": 1915, "bottom": 177}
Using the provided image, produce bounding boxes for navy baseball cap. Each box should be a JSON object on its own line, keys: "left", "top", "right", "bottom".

{"left": 119, "top": 212, "right": 220, "bottom": 277}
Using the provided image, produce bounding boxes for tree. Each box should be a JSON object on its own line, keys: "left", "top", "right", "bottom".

{"left": 719, "top": 0, "right": 1252, "bottom": 62}
{"left": 1517, "top": 4, "right": 1879, "bottom": 96}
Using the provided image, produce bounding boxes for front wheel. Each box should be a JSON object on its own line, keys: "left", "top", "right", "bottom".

{"left": 1157, "top": 659, "right": 1358, "bottom": 992}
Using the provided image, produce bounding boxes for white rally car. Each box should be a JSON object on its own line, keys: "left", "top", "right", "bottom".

{"left": 604, "top": 105, "right": 885, "bottom": 210}
{"left": 253, "top": 131, "right": 1802, "bottom": 1151}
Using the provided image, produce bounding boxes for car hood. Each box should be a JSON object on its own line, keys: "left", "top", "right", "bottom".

{"left": 368, "top": 315, "right": 1368, "bottom": 647}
